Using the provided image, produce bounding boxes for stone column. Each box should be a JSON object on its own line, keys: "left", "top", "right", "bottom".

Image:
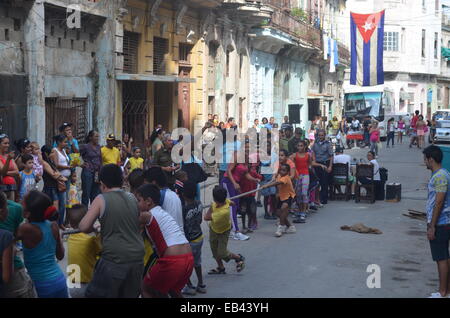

{"left": 24, "top": 1, "right": 45, "bottom": 145}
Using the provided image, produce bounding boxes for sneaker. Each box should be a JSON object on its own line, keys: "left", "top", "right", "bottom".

{"left": 286, "top": 225, "right": 296, "bottom": 233}
{"left": 428, "top": 292, "right": 447, "bottom": 298}
{"left": 275, "top": 225, "right": 286, "bottom": 237}
{"left": 181, "top": 285, "right": 197, "bottom": 296}
{"left": 196, "top": 284, "right": 207, "bottom": 294}
{"left": 233, "top": 232, "right": 250, "bottom": 241}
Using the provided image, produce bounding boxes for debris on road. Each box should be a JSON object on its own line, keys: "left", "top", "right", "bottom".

{"left": 340, "top": 223, "right": 382, "bottom": 234}
{"left": 403, "top": 209, "right": 427, "bottom": 221}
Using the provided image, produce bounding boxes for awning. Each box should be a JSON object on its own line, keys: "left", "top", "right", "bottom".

{"left": 442, "top": 47, "right": 450, "bottom": 59}
{"left": 116, "top": 73, "right": 196, "bottom": 83}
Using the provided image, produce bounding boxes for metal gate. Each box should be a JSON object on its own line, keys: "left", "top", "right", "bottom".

{"left": 122, "top": 81, "right": 148, "bottom": 148}
{"left": 45, "top": 97, "right": 88, "bottom": 145}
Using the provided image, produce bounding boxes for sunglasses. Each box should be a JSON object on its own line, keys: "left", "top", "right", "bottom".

{"left": 0, "top": 134, "right": 8, "bottom": 139}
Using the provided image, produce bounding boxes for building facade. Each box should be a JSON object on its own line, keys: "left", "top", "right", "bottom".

{"left": 438, "top": 3, "right": 450, "bottom": 110}
{"left": 344, "top": 0, "right": 442, "bottom": 119}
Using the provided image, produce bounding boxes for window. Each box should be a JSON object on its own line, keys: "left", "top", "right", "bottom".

{"left": 123, "top": 31, "right": 140, "bottom": 74}
{"left": 384, "top": 32, "right": 399, "bottom": 51}
{"left": 401, "top": 28, "right": 405, "bottom": 53}
{"left": 436, "top": 0, "right": 440, "bottom": 12}
{"left": 422, "top": 29, "right": 426, "bottom": 58}
{"left": 153, "top": 37, "right": 169, "bottom": 75}
{"left": 179, "top": 43, "right": 193, "bottom": 63}
{"left": 226, "top": 49, "right": 231, "bottom": 78}
{"left": 435, "top": 32, "right": 439, "bottom": 59}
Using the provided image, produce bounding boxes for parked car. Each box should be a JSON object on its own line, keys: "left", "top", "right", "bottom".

{"left": 434, "top": 120, "right": 450, "bottom": 143}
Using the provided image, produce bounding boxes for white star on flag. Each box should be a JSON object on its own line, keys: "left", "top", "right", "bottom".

{"left": 363, "top": 21, "right": 372, "bottom": 32}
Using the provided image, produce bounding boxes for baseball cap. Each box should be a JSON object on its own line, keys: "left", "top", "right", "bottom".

{"left": 59, "top": 122, "right": 73, "bottom": 132}
{"left": 106, "top": 134, "right": 116, "bottom": 141}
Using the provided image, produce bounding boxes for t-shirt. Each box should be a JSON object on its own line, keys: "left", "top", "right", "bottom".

{"left": 294, "top": 153, "right": 310, "bottom": 176}
{"left": 68, "top": 233, "right": 101, "bottom": 283}
{"left": 426, "top": 168, "right": 450, "bottom": 225}
{"left": 129, "top": 157, "right": 143, "bottom": 172}
{"left": 370, "top": 159, "right": 381, "bottom": 181}
{"left": 161, "top": 188, "right": 184, "bottom": 233}
{"left": 0, "top": 229, "right": 13, "bottom": 296}
{"left": 277, "top": 175, "right": 296, "bottom": 201}
{"left": 19, "top": 170, "right": 37, "bottom": 200}
{"left": 0, "top": 201, "right": 24, "bottom": 269}
{"left": 224, "top": 163, "right": 248, "bottom": 183}
{"left": 219, "top": 141, "right": 242, "bottom": 171}
{"left": 210, "top": 199, "right": 232, "bottom": 234}
{"left": 144, "top": 206, "right": 188, "bottom": 257}
{"left": 66, "top": 183, "right": 80, "bottom": 208}
{"left": 280, "top": 136, "right": 293, "bottom": 153}
{"left": 334, "top": 154, "right": 352, "bottom": 177}
{"left": 240, "top": 165, "right": 261, "bottom": 197}
{"left": 101, "top": 146, "right": 120, "bottom": 166}
{"left": 182, "top": 201, "right": 203, "bottom": 242}
{"left": 370, "top": 130, "right": 380, "bottom": 142}
{"left": 53, "top": 138, "right": 79, "bottom": 155}
{"left": 273, "top": 159, "right": 296, "bottom": 177}
{"left": 352, "top": 120, "right": 360, "bottom": 128}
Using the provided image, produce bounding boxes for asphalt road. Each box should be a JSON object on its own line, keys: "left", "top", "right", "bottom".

{"left": 58, "top": 140, "right": 438, "bottom": 298}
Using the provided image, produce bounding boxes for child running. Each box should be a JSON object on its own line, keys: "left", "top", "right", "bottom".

{"left": 17, "top": 190, "right": 68, "bottom": 298}
{"left": 275, "top": 164, "right": 296, "bottom": 237}
{"left": 181, "top": 181, "right": 206, "bottom": 296}
{"left": 291, "top": 140, "right": 311, "bottom": 224}
{"left": 136, "top": 184, "right": 193, "bottom": 298}
{"left": 67, "top": 204, "right": 101, "bottom": 298}
{"left": 205, "top": 186, "right": 245, "bottom": 275}
{"left": 18, "top": 154, "right": 40, "bottom": 201}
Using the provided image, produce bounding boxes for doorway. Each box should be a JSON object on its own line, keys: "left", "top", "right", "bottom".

{"left": 154, "top": 82, "right": 173, "bottom": 130}
{"left": 122, "top": 81, "right": 148, "bottom": 148}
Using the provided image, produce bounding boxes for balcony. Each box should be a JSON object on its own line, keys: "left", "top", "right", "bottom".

{"left": 337, "top": 42, "right": 350, "bottom": 67}
{"left": 186, "top": 0, "right": 224, "bottom": 8}
{"left": 221, "top": 0, "right": 273, "bottom": 26}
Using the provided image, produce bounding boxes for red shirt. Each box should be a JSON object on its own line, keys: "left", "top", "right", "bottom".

{"left": 411, "top": 115, "right": 419, "bottom": 128}
{"left": 294, "top": 153, "right": 310, "bottom": 176}
{"left": 240, "top": 165, "right": 262, "bottom": 197}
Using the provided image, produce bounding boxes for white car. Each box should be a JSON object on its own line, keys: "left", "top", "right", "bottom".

{"left": 434, "top": 120, "right": 450, "bottom": 143}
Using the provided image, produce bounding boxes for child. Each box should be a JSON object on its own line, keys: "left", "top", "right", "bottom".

{"left": 174, "top": 170, "right": 188, "bottom": 206}
{"left": 17, "top": 190, "right": 68, "bottom": 298}
{"left": 66, "top": 171, "right": 80, "bottom": 209}
{"left": 128, "top": 168, "right": 145, "bottom": 195}
{"left": 18, "top": 154, "right": 40, "bottom": 201}
{"left": 136, "top": 184, "right": 194, "bottom": 298}
{"left": 30, "top": 142, "right": 43, "bottom": 178}
{"left": 204, "top": 186, "right": 245, "bottom": 274}
{"left": 275, "top": 164, "right": 296, "bottom": 237}
{"left": 239, "top": 161, "right": 262, "bottom": 232}
{"left": 128, "top": 147, "right": 144, "bottom": 173}
{"left": 67, "top": 204, "right": 101, "bottom": 298}
{"left": 180, "top": 181, "right": 206, "bottom": 296}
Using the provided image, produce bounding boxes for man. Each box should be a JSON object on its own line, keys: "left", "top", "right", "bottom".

{"left": 288, "top": 128, "right": 303, "bottom": 155}
{"left": 410, "top": 110, "right": 420, "bottom": 148}
{"left": 79, "top": 164, "right": 145, "bottom": 298}
{"left": 423, "top": 145, "right": 450, "bottom": 298}
{"left": 143, "top": 166, "right": 184, "bottom": 233}
{"left": 54, "top": 122, "right": 79, "bottom": 154}
{"left": 153, "top": 133, "right": 180, "bottom": 188}
{"left": 362, "top": 117, "right": 371, "bottom": 147}
{"left": 333, "top": 146, "right": 355, "bottom": 194}
{"left": 280, "top": 116, "right": 292, "bottom": 131}
{"left": 253, "top": 119, "right": 261, "bottom": 133}
{"left": 280, "top": 126, "right": 294, "bottom": 153}
{"left": 311, "top": 130, "right": 333, "bottom": 205}
{"left": 225, "top": 117, "right": 237, "bottom": 129}
{"left": 101, "top": 134, "right": 121, "bottom": 166}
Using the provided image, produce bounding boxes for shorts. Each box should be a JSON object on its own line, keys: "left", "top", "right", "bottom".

{"left": 209, "top": 228, "right": 232, "bottom": 262}
{"left": 69, "top": 283, "right": 88, "bottom": 298}
{"left": 4, "top": 267, "right": 37, "bottom": 298}
{"left": 33, "top": 274, "right": 69, "bottom": 298}
{"left": 277, "top": 197, "right": 293, "bottom": 209}
{"left": 429, "top": 225, "right": 450, "bottom": 262}
{"left": 417, "top": 129, "right": 425, "bottom": 136}
{"left": 86, "top": 257, "right": 143, "bottom": 298}
{"left": 295, "top": 175, "right": 310, "bottom": 204}
{"left": 143, "top": 253, "right": 194, "bottom": 294}
{"left": 189, "top": 238, "right": 203, "bottom": 267}
{"left": 239, "top": 197, "right": 256, "bottom": 216}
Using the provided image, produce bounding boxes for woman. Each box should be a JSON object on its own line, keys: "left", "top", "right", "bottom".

{"left": 397, "top": 116, "right": 405, "bottom": 144}
{"left": 221, "top": 142, "right": 261, "bottom": 241}
{"left": 260, "top": 142, "right": 277, "bottom": 220}
{"left": 218, "top": 122, "right": 226, "bottom": 131}
{"left": 386, "top": 118, "right": 395, "bottom": 148}
{"left": 308, "top": 120, "right": 317, "bottom": 147}
{"left": 41, "top": 145, "right": 67, "bottom": 226}
{"left": 358, "top": 151, "right": 381, "bottom": 185}
{"left": 213, "top": 114, "right": 219, "bottom": 127}
{"left": 331, "top": 116, "right": 340, "bottom": 135}
{"left": 150, "top": 128, "right": 164, "bottom": 158}
{"left": 49, "top": 135, "right": 71, "bottom": 229}
{"left": 14, "top": 138, "right": 32, "bottom": 171}
{"left": 416, "top": 115, "right": 426, "bottom": 149}
{"left": 262, "top": 117, "right": 269, "bottom": 129}
{"left": 122, "top": 133, "right": 133, "bottom": 158}
{"left": 291, "top": 140, "right": 312, "bottom": 224}
{"left": 0, "top": 134, "right": 19, "bottom": 200}
{"left": 79, "top": 130, "right": 102, "bottom": 207}
{"left": 369, "top": 121, "right": 380, "bottom": 157}
{"left": 339, "top": 117, "right": 348, "bottom": 149}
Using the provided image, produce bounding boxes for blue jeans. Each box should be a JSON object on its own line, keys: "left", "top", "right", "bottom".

{"left": 81, "top": 169, "right": 100, "bottom": 207}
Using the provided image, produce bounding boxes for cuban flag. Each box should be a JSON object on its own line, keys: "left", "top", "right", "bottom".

{"left": 350, "top": 10, "right": 385, "bottom": 86}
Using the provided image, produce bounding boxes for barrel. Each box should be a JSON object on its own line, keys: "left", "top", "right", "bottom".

{"left": 385, "top": 183, "right": 401, "bottom": 202}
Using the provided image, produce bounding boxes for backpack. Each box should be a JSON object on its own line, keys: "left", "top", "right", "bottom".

{"left": 379, "top": 167, "right": 388, "bottom": 182}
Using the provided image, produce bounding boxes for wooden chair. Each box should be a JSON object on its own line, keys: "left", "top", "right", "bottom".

{"left": 355, "top": 163, "right": 375, "bottom": 204}
{"left": 330, "top": 163, "right": 351, "bottom": 201}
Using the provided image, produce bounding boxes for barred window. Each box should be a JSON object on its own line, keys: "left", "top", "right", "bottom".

{"left": 384, "top": 32, "right": 399, "bottom": 51}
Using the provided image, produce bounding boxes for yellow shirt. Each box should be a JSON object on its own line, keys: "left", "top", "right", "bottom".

{"left": 101, "top": 146, "right": 120, "bottom": 165}
{"left": 68, "top": 233, "right": 101, "bottom": 283}
{"left": 129, "top": 157, "right": 144, "bottom": 172}
{"left": 331, "top": 120, "right": 340, "bottom": 130}
{"left": 210, "top": 199, "right": 232, "bottom": 234}
{"left": 277, "top": 175, "right": 296, "bottom": 201}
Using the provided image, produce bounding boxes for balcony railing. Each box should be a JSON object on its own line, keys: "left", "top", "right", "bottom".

{"left": 257, "top": 0, "right": 292, "bottom": 9}
{"left": 268, "top": 8, "right": 321, "bottom": 49}
{"left": 338, "top": 42, "right": 350, "bottom": 65}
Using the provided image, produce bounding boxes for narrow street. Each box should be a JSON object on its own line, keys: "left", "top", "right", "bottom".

{"left": 187, "top": 142, "right": 436, "bottom": 298}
